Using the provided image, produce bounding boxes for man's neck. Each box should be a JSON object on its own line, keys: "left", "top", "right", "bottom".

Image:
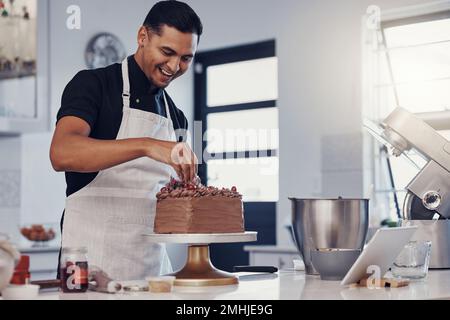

{"left": 132, "top": 51, "right": 161, "bottom": 94}
{"left": 133, "top": 50, "right": 147, "bottom": 78}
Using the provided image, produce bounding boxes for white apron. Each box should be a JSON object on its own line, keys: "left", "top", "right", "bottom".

{"left": 61, "top": 58, "right": 174, "bottom": 281}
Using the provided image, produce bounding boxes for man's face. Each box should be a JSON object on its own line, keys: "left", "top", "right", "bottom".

{"left": 138, "top": 24, "right": 198, "bottom": 88}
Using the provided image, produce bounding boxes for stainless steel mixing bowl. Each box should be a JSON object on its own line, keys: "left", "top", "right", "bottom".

{"left": 289, "top": 198, "right": 369, "bottom": 275}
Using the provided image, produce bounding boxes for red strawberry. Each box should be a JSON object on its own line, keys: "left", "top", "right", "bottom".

{"left": 231, "top": 186, "right": 237, "bottom": 192}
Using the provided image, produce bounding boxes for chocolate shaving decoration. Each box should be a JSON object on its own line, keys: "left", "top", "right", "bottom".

{"left": 156, "top": 176, "right": 242, "bottom": 201}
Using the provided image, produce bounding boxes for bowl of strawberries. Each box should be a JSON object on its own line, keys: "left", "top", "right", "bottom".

{"left": 20, "top": 224, "right": 57, "bottom": 247}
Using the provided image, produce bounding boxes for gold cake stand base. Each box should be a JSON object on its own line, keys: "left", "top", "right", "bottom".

{"left": 144, "top": 232, "right": 257, "bottom": 287}
{"left": 169, "top": 245, "right": 238, "bottom": 287}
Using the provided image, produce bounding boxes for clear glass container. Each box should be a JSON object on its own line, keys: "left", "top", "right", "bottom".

{"left": 59, "top": 247, "right": 89, "bottom": 293}
{"left": 391, "top": 240, "right": 432, "bottom": 279}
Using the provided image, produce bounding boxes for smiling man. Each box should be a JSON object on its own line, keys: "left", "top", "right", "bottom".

{"left": 50, "top": 1, "right": 202, "bottom": 281}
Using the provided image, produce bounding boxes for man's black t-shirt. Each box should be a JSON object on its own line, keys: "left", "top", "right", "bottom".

{"left": 57, "top": 55, "right": 188, "bottom": 197}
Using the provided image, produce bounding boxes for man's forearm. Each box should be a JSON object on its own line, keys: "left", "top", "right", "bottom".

{"left": 50, "top": 134, "right": 170, "bottom": 173}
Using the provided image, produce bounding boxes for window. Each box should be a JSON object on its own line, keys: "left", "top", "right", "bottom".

{"left": 382, "top": 13, "right": 450, "bottom": 114}
{"left": 206, "top": 57, "right": 278, "bottom": 107}
{"left": 363, "top": 6, "right": 450, "bottom": 221}
{"left": 194, "top": 40, "right": 278, "bottom": 202}
{"left": 194, "top": 40, "right": 278, "bottom": 271}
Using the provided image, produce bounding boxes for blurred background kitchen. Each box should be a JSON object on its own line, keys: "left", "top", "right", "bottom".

{"left": 0, "top": 0, "right": 449, "bottom": 280}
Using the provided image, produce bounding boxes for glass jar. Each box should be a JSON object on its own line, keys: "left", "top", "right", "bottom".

{"left": 60, "top": 247, "right": 89, "bottom": 293}
{"left": 391, "top": 240, "right": 432, "bottom": 279}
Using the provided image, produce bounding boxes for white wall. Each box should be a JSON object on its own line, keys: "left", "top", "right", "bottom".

{"left": 20, "top": 133, "right": 65, "bottom": 224}
{"left": 1, "top": 0, "right": 437, "bottom": 255}
{"left": 186, "top": 0, "right": 435, "bottom": 246}
{"left": 17, "top": 1, "right": 163, "bottom": 232}
{"left": 46, "top": 0, "right": 194, "bottom": 125}
{"left": 46, "top": 0, "right": 189, "bottom": 268}
{"left": 0, "top": 136, "right": 21, "bottom": 243}
{"left": 0, "top": 0, "right": 188, "bottom": 263}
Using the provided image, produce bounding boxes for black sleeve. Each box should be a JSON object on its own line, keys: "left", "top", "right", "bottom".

{"left": 56, "top": 70, "right": 102, "bottom": 129}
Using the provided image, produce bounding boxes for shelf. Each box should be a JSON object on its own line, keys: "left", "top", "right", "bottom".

{"left": 0, "top": 71, "right": 36, "bottom": 80}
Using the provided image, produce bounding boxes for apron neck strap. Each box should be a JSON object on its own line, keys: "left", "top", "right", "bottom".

{"left": 121, "top": 58, "right": 131, "bottom": 109}
{"left": 162, "top": 91, "right": 172, "bottom": 122}
{"left": 121, "top": 58, "right": 172, "bottom": 122}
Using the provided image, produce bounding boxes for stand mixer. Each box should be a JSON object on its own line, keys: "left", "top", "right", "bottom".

{"left": 371, "top": 107, "right": 450, "bottom": 268}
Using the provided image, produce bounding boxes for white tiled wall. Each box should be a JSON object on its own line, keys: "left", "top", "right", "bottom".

{"left": 0, "top": 170, "right": 20, "bottom": 208}
{"left": 20, "top": 133, "right": 66, "bottom": 225}
{"left": 0, "top": 136, "right": 21, "bottom": 242}
{"left": 321, "top": 132, "right": 364, "bottom": 198}
{"left": 0, "top": 208, "right": 20, "bottom": 243}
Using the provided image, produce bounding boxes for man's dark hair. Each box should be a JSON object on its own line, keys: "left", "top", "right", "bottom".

{"left": 144, "top": 1, "right": 203, "bottom": 39}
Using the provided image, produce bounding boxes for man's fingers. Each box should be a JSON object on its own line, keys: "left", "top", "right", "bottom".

{"left": 182, "top": 164, "right": 191, "bottom": 183}
{"left": 193, "top": 152, "right": 199, "bottom": 177}
{"left": 169, "top": 143, "right": 198, "bottom": 182}
{"left": 170, "top": 143, "right": 183, "bottom": 165}
{"left": 192, "top": 163, "right": 196, "bottom": 182}
{"left": 173, "top": 165, "right": 183, "bottom": 182}
{"left": 190, "top": 160, "right": 196, "bottom": 182}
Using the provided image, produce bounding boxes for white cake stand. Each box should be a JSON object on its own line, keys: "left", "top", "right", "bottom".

{"left": 144, "top": 232, "right": 257, "bottom": 286}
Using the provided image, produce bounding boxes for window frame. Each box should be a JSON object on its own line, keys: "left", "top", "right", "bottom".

{"left": 380, "top": 10, "right": 450, "bottom": 119}
{"left": 363, "top": 2, "right": 450, "bottom": 222}
{"left": 194, "top": 40, "right": 278, "bottom": 196}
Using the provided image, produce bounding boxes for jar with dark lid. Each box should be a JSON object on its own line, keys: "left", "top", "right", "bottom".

{"left": 60, "top": 247, "right": 88, "bottom": 293}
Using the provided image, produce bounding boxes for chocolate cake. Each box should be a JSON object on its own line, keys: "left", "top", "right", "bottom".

{"left": 154, "top": 178, "right": 244, "bottom": 234}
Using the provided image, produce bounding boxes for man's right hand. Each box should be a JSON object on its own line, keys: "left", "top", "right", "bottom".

{"left": 146, "top": 141, "right": 198, "bottom": 183}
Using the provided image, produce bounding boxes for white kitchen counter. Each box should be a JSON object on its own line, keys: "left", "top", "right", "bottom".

{"left": 33, "top": 269, "right": 450, "bottom": 300}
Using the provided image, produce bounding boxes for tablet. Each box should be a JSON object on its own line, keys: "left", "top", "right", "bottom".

{"left": 340, "top": 226, "right": 418, "bottom": 286}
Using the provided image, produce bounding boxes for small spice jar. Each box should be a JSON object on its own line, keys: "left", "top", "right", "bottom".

{"left": 59, "top": 247, "right": 88, "bottom": 293}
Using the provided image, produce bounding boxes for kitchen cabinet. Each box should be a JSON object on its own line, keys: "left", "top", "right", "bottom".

{"left": 244, "top": 245, "right": 301, "bottom": 270}
{"left": 0, "top": 0, "right": 49, "bottom": 135}
{"left": 19, "top": 246, "right": 59, "bottom": 281}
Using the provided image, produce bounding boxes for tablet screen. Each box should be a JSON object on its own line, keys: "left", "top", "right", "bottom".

{"left": 341, "top": 226, "right": 418, "bottom": 285}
